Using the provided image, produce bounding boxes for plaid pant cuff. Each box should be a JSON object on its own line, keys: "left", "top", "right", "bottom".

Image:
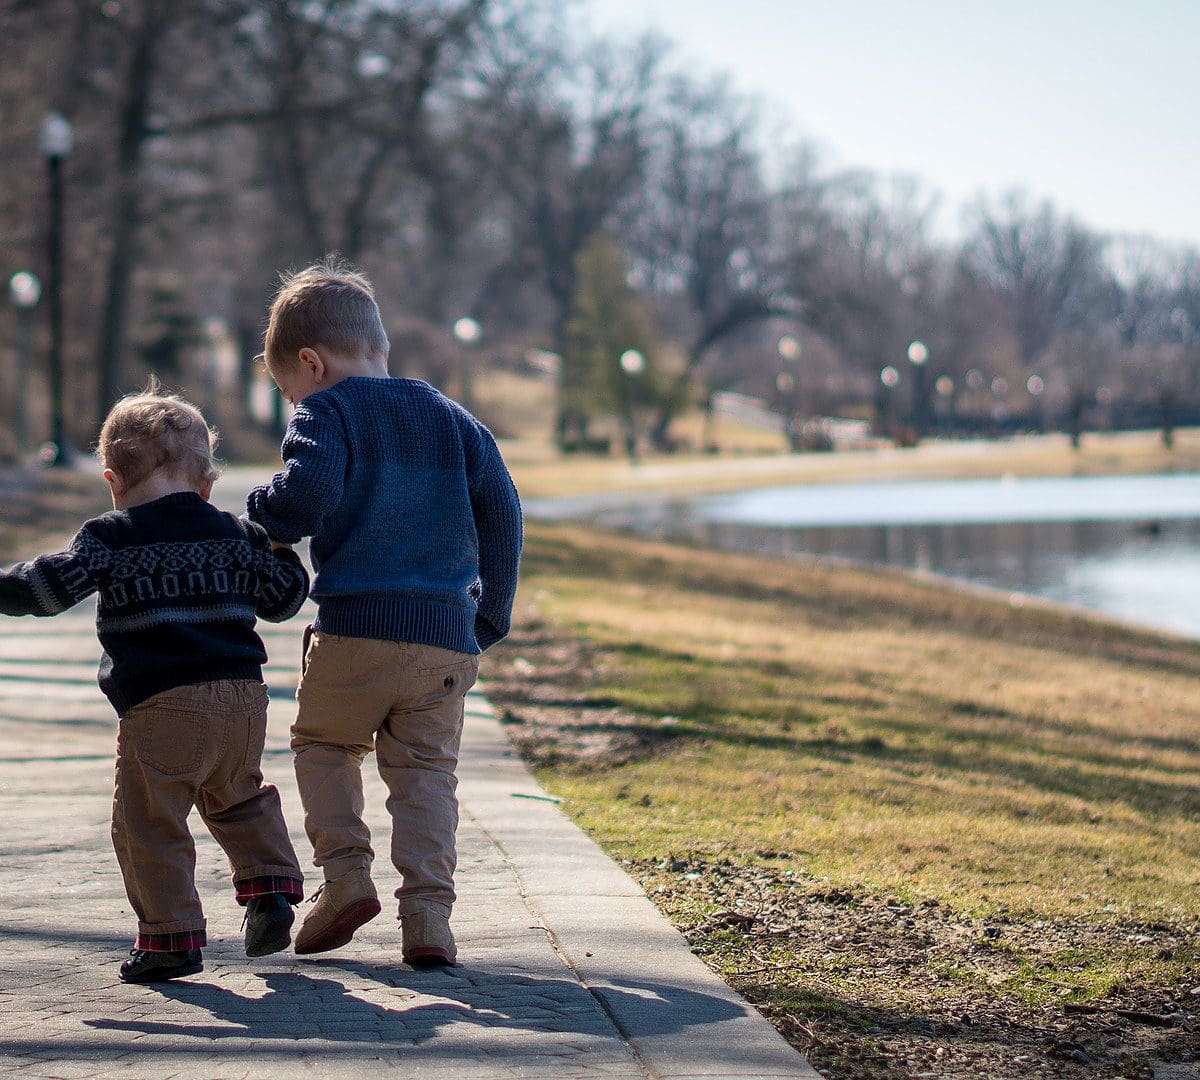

{"left": 235, "top": 875, "right": 304, "bottom": 906}
{"left": 135, "top": 929, "right": 207, "bottom": 952}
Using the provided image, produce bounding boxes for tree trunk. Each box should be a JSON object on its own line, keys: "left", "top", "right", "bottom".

{"left": 1069, "top": 400, "right": 1085, "bottom": 451}
{"left": 1160, "top": 392, "right": 1175, "bottom": 450}
{"left": 95, "top": 8, "right": 160, "bottom": 429}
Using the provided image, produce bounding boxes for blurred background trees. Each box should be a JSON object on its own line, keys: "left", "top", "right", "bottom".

{"left": 1, "top": 0, "right": 1197, "bottom": 461}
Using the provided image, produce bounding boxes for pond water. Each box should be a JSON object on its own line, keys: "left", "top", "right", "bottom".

{"left": 524, "top": 473, "right": 1200, "bottom": 639}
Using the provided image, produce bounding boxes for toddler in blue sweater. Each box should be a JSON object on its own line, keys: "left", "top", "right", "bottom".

{"left": 247, "top": 258, "right": 522, "bottom": 965}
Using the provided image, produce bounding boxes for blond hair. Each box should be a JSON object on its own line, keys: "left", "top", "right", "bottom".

{"left": 263, "top": 255, "right": 389, "bottom": 371}
{"left": 97, "top": 382, "right": 220, "bottom": 489}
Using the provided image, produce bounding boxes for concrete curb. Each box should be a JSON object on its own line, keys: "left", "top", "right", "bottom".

{"left": 459, "top": 694, "right": 818, "bottom": 1078}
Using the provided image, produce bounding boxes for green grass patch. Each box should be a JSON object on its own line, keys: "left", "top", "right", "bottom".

{"left": 495, "top": 522, "right": 1200, "bottom": 920}
{"left": 483, "top": 521, "right": 1200, "bottom": 1068}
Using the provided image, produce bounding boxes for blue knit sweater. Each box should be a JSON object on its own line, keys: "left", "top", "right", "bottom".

{"left": 246, "top": 377, "right": 522, "bottom": 653}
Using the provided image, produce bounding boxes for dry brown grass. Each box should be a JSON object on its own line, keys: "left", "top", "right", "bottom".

{"left": 488, "top": 521, "right": 1200, "bottom": 921}
{"left": 483, "top": 520, "right": 1200, "bottom": 1077}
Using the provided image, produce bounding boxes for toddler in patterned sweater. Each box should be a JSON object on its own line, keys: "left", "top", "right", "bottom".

{"left": 0, "top": 388, "right": 309, "bottom": 983}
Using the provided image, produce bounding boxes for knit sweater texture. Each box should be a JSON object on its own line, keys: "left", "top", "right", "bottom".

{"left": 0, "top": 492, "right": 309, "bottom": 714}
{"left": 246, "top": 377, "right": 522, "bottom": 653}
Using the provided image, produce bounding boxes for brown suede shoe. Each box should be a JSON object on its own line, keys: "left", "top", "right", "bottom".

{"left": 294, "top": 867, "right": 381, "bottom": 955}
{"left": 401, "top": 909, "right": 457, "bottom": 967}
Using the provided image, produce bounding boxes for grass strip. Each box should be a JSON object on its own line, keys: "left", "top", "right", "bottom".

{"left": 482, "top": 521, "right": 1200, "bottom": 1078}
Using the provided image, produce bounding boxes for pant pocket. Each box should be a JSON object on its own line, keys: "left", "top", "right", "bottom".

{"left": 301, "top": 623, "right": 315, "bottom": 674}
{"left": 243, "top": 696, "right": 270, "bottom": 775}
{"left": 416, "top": 655, "right": 479, "bottom": 705}
{"left": 137, "top": 714, "right": 209, "bottom": 776}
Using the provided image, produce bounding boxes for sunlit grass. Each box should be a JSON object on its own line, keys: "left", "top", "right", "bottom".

{"left": 502, "top": 522, "right": 1200, "bottom": 921}
{"left": 485, "top": 520, "right": 1200, "bottom": 1057}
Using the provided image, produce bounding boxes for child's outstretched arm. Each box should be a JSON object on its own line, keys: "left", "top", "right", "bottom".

{"left": 246, "top": 399, "right": 347, "bottom": 542}
{"left": 0, "top": 528, "right": 107, "bottom": 617}
{"left": 467, "top": 429, "right": 523, "bottom": 651}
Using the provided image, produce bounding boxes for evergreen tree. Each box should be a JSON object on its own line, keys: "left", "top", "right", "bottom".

{"left": 560, "top": 234, "right": 663, "bottom": 453}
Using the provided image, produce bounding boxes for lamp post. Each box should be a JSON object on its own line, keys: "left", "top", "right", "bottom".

{"left": 8, "top": 271, "right": 41, "bottom": 455}
{"left": 40, "top": 112, "right": 73, "bottom": 466}
{"left": 934, "top": 374, "right": 954, "bottom": 437}
{"left": 878, "top": 365, "right": 900, "bottom": 440}
{"left": 452, "top": 316, "right": 481, "bottom": 414}
{"left": 906, "top": 340, "right": 929, "bottom": 440}
{"left": 1026, "top": 374, "right": 1046, "bottom": 434}
{"left": 777, "top": 334, "right": 801, "bottom": 451}
{"left": 618, "top": 348, "right": 645, "bottom": 462}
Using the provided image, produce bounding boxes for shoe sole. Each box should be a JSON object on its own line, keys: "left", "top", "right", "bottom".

{"left": 403, "top": 947, "right": 456, "bottom": 969}
{"left": 245, "top": 908, "right": 295, "bottom": 957}
{"left": 119, "top": 961, "right": 204, "bottom": 984}
{"left": 294, "top": 898, "right": 381, "bottom": 955}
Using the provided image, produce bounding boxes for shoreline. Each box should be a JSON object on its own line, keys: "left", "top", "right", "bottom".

{"left": 505, "top": 427, "right": 1200, "bottom": 499}
{"left": 554, "top": 513, "right": 1200, "bottom": 645}
{"left": 514, "top": 434, "right": 1200, "bottom": 645}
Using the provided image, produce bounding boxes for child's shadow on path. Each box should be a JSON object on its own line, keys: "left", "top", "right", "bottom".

{"left": 86, "top": 963, "right": 741, "bottom": 1046}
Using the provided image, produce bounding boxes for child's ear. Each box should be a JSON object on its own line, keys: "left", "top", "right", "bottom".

{"left": 197, "top": 478, "right": 214, "bottom": 501}
{"left": 297, "top": 346, "right": 326, "bottom": 384}
{"left": 103, "top": 467, "right": 126, "bottom": 499}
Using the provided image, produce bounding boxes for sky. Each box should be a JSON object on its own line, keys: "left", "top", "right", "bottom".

{"left": 582, "top": 0, "right": 1200, "bottom": 248}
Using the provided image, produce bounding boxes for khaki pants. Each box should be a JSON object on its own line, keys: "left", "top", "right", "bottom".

{"left": 292, "top": 631, "right": 479, "bottom": 918}
{"left": 111, "top": 679, "right": 303, "bottom": 938}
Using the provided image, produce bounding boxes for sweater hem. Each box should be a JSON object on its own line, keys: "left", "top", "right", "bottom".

{"left": 315, "top": 596, "right": 479, "bottom": 654}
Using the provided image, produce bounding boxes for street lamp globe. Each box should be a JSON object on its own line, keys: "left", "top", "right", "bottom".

{"left": 619, "top": 349, "right": 645, "bottom": 376}
{"left": 935, "top": 375, "right": 954, "bottom": 397}
{"left": 777, "top": 334, "right": 801, "bottom": 362}
{"left": 452, "top": 316, "right": 481, "bottom": 346}
{"left": 9, "top": 271, "right": 42, "bottom": 309}
{"left": 880, "top": 365, "right": 900, "bottom": 387}
{"left": 907, "top": 340, "right": 929, "bottom": 365}
{"left": 356, "top": 52, "right": 391, "bottom": 78}
{"left": 1026, "top": 375, "right": 1045, "bottom": 396}
{"left": 39, "top": 112, "right": 73, "bottom": 158}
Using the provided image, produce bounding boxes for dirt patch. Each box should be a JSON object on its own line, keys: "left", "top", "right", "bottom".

{"left": 483, "top": 616, "right": 683, "bottom": 767}
{"left": 482, "top": 620, "right": 1200, "bottom": 1079}
{"left": 634, "top": 857, "right": 1198, "bottom": 1079}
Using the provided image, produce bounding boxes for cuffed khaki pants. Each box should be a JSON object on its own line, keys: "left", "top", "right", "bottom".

{"left": 291, "top": 631, "right": 479, "bottom": 918}
{"left": 111, "top": 679, "right": 303, "bottom": 939}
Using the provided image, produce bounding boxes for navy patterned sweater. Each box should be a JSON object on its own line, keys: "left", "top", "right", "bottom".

{"left": 0, "top": 491, "right": 308, "bottom": 714}
{"left": 246, "top": 377, "right": 522, "bottom": 653}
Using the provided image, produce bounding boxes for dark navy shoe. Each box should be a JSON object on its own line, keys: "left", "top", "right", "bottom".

{"left": 244, "top": 893, "right": 295, "bottom": 957}
{"left": 119, "top": 948, "right": 203, "bottom": 983}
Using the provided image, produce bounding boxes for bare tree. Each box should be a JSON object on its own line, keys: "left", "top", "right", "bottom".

{"left": 962, "top": 190, "right": 1105, "bottom": 371}
{"left": 625, "top": 75, "right": 799, "bottom": 447}
{"left": 483, "top": 33, "right": 661, "bottom": 443}
{"left": 1109, "top": 236, "right": 1200, "bottom": 447}
{"left": 807, "top": 173, "right": 943, "bottom": 439}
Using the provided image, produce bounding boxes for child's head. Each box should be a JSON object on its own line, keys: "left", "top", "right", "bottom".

{"left": 263, "top": 257, "right": 390, "bottom": 399}
{"left": 98, "top": 384, "right": 220, "bottom": 496}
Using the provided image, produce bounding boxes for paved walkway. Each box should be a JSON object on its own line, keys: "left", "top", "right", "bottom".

{"left": 0, "top": 473, "right": 816, "bottom": 1078}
